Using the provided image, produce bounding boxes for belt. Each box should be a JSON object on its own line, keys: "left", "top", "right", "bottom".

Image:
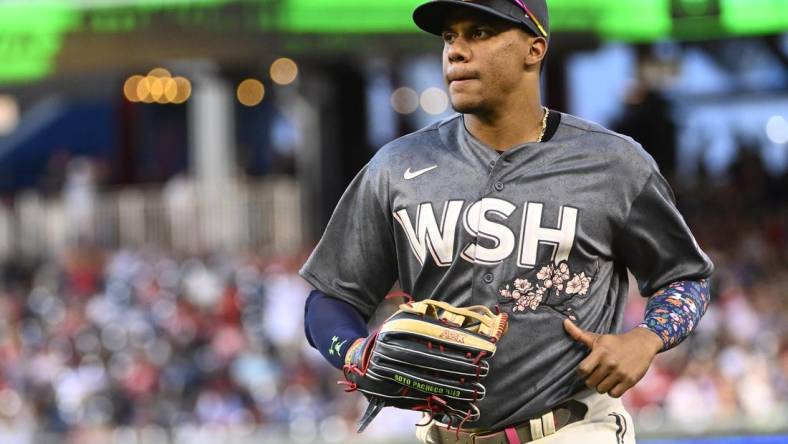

{"left": 425, "top": 399, "right": 588, "bottom": 444}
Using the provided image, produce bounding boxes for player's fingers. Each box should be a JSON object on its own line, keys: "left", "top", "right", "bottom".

{"left": 608, "top": 382, "right": 632, "bottom": 398}
{"left": 563, "top": 319, "right": 599, "bottom": 349}
{"left": 583, "top": 364, "right": 610, "bottom": 390}
{"left": 576, "top": 351, "right": 600, "bottom": 378}
{"left": 595, "top": 373, "right": 620, "bottom": 395}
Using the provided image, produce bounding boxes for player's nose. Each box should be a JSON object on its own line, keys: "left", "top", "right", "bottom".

{"left": 445, "top": 38, "right": 471, "bottom": 63}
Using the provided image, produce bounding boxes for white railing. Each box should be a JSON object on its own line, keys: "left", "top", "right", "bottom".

{"left": 0, "top": 177, "right": 303, "bottom": 258}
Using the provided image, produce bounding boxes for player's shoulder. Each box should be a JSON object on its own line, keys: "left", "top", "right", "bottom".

{"left": 367, "top": 115, "right": 458, "bottom": 169}
{"left": 378, "top": 115, "right": 456, "bottom": 153}
{"left": 556, "top": 112, "right": 659, "bottom": 174}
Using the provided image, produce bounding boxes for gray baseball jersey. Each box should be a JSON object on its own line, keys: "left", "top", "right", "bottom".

{"left": 299, "top": 111, "right": 714, "bottom": 430}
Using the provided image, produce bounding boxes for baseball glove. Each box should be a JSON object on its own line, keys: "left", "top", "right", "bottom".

{"left": 339, "top": 296, "right": 509, "bottom": 433}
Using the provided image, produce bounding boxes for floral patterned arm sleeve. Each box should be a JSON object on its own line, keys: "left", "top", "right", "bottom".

{"left": 637, "top": 278, "right": 711, "bottom": 352}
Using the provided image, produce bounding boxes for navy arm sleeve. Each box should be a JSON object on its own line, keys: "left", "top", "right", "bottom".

{"left": 304, "top": 289, "right": 369, "bottom": 370}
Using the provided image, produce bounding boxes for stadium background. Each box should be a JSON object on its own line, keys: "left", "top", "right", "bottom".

{"left": 0, "top": 1, "right": 786, "bottom": 443}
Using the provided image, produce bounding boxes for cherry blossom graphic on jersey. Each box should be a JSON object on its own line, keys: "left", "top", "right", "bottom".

{"left": 498, "top": 261, "right": 593, "bottom": 321}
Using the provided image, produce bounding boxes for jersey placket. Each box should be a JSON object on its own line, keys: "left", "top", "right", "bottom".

{"left": 469, "top": 153, "right": 508, "bottom": 306}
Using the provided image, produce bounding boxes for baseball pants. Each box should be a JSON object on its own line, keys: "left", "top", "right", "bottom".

{"left": 415, "top": 388, "right": 636, "bottom": 444}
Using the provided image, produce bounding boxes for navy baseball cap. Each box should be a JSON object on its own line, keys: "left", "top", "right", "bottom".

{"left": 413, "top": 0, "right": 549, "bottom": 38}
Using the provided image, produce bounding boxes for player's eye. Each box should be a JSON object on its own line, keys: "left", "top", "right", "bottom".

{"left": 441, "top": 31, "right": 456, "bottom": 44}
{"left": 472, "top": 28, "right": 491, "bottom": 39}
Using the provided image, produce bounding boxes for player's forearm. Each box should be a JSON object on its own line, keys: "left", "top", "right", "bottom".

{"left": 638, "top": 278, "right": 711, "bottom": 352}
{"left": 304, "top": 289, "right": 369, "bottom": 369}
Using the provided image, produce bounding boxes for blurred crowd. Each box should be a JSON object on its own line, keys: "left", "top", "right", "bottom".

{"left": 0, "top": 148, "right": 785, "bottom": 444}
{"left": 0, "top": 247, "right": 357, "bottom": 443}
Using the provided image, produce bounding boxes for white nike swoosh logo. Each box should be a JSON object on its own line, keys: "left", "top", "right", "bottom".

{"left": 404, "top": 165, "right": 438, "bottom": 180}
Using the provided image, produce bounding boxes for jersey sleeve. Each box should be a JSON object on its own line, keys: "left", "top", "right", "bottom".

{"left": 299, "top": 163, "right": 398, "bottom": 319}
{"left": 613, "top": 169, "right": 714, "bottom": 296}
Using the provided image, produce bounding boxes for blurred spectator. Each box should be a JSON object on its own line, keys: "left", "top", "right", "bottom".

{"left": 62, "top": 157, "right": 97, "bottom": 244}
{"left": 163, "top": 175, "right": 198, "bottom": 255}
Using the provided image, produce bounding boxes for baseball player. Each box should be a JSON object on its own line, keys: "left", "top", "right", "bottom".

{"left": 301, "top": 1, "right": 714, "bottom": 443}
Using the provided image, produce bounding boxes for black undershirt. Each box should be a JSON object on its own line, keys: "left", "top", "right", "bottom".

{"left": 542, "top": 108, "right": 561, "bottom": 143}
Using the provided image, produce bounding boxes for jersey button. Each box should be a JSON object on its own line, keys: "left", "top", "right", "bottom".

{"left": 482, "top": 273, "right": 494, "bottom": 284}
{"left": 494, "top": 182, "right": 504, "bottom": 192}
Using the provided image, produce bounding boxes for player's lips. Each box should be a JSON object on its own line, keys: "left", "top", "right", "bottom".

{"left": 446, "top": 72, "right": 480, "bottom": 83}
{"left": 448, "top": 77, "right": 479, "bottom": 91}
{"left": 449, "top": 78, "right": 478, "bottom": 85}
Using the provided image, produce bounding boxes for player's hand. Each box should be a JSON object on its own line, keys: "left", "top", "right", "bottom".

{"left": 563, "top": 319, "right": 663, "bottom": 398}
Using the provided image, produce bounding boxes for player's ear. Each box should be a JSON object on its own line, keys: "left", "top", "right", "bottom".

{"left": 524, "top": 36, "right": 547, "bottom": 69}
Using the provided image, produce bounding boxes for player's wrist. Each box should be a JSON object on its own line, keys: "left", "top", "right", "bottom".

{"left": 634, "top": 324, "right": 666, "bottom": 354}
{"left": 344, "top": 337, "right": 366, "bottom": 367}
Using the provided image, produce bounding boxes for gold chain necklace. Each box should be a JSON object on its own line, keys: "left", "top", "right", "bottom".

{"left": 537, "top": 106, "right": 549, "bottom": 143}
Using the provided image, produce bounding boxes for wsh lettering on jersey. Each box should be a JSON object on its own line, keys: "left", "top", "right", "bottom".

{"left": 393, "top": 198, "right": 578, "bottom": 268}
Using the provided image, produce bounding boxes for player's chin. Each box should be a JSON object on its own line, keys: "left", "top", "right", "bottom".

{"left": 449, "top": 94, "right": 485, "bottom": 114}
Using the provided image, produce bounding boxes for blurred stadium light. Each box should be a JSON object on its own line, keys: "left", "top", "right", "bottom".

{"left": 236, "top": 78, "right": 265, "bottom": 107}
{"left": 269, "top": 58, "right": 298, "bottom": 86}
{"left": 0, "top": 95, "right": 21, "bottom": 135}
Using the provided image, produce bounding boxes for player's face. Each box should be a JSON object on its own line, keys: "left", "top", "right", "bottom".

{"left": 441, "top": 11, "right": 539, "bottom": 115}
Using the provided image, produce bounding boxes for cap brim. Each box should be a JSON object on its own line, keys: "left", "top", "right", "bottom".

{"left": 413, "top": 0, "right": 528, "bottom": 36}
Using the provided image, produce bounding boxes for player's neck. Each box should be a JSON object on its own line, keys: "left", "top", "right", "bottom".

{"left": 463, "top": 100, "right": 546, "bottom": 151}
